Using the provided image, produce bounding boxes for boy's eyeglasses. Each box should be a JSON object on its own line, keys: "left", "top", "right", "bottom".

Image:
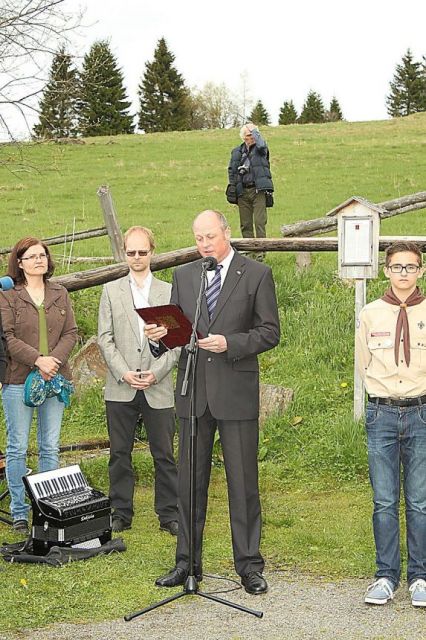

{"left": 387, "top": 264, "right": 421, "bottom": 274}
{"left": 125, "top": 250, "right": 151, "bottom": 257}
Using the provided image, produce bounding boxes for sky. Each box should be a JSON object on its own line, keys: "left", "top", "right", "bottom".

{"left": 2, "top": 0, "right": 426, "bottom": 138}
{"left": 79, "top": 0, "right": 426, "bottom": 124}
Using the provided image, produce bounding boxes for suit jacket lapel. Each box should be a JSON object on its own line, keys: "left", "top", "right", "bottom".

{"left": 120, "top": 278, "right": 141, "bottom": 345}
{"left": 148, "top": 276, "right": 164, "bottom": 306}
{"left": 210, "top": 253, "right": 245, "bottom": 326}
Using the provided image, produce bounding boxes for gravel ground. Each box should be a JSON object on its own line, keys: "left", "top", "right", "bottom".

{"left": 2, "top": 572, "right": 426, "bottom": 640}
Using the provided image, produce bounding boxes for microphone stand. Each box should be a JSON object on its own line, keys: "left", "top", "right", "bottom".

{"left": 125, "top": 262, "right": 263, "bottom": 621}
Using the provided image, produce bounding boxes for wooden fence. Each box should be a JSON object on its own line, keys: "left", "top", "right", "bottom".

{"left": 54, "top": 235, "right": 426, "bottom": 292}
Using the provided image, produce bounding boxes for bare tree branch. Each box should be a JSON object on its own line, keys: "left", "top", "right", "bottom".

{"left": 0, "top": 0, "right": 84, "bottom": 141}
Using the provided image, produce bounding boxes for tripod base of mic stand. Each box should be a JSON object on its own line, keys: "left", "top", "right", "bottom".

{"left": 124, "top": 575, "right": 263, "bottom": 621}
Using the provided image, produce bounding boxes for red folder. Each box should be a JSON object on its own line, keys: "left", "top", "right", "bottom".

{"left": 135, "top": 304, "right": 200, "bottom": 349}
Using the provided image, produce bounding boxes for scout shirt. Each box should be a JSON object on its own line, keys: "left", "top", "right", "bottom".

{"left": 355, "top": 298, "right": 426, "bottom": 398}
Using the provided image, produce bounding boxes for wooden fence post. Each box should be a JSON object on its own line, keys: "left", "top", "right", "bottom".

{"left": 97, "top": 185, "right": 126, "bottom": 262}
{"left": 354, "top": 279, "right": 366, "bottom": 420}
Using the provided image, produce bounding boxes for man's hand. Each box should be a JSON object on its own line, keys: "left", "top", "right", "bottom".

{"left": 144, "top": 323, "right": 168, "bottom": 343}
{"left": 123, "top": 370, "right": 157, "bottom": 389}
{"left": 198, "top": 334, "right": 227, "bottom": 353}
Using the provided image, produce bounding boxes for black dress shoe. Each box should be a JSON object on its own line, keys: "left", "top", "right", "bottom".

{"left": 155, "top": 566, "right": 202, "bottom": 587}
{"left": 241, "top": 571, "right": 268, "bottom": 595}
{"left": 159, "top": 520, "right": 178, "bottom": 536}
{"left": 112, "top": 517, "right": 131, "bottom": 533}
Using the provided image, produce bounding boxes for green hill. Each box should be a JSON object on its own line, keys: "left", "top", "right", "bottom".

{"left": 1, "top": 115, "right": 425, "bottom": 477}
{"left": 0, "top": 117, "right": 425, "bottom": 633}
{"left": 1, "top": 113, "right": 425, "bottom": 254}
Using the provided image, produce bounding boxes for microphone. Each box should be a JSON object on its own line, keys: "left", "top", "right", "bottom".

{"left": 0, "top": 276, "right": 14, "bottom": 291}
{"left": 201, "top": 256, "right": 218, "bottom": 271}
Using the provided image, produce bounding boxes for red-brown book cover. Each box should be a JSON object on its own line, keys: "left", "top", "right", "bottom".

{"left": 135, "top": 304, "right": 201, "bottom": 349}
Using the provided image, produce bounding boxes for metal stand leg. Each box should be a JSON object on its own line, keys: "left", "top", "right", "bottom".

{"left": 125, "top": 575, "right": 263, "bottom": 621}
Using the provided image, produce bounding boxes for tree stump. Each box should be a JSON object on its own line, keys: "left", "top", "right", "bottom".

{"left": 259, "top": 383, "right": 294, "bottom": 425}
{"left": 70, "top": 336, "right": 107, "bottom": 394}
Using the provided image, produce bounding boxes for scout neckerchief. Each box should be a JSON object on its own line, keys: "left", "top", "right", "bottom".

{"left": 381, "top": 286, "right": 426, "bottom": 367}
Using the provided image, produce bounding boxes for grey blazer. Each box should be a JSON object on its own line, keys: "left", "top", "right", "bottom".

{"left": 171, "top": 252, "right": 280, "bottom": 420}
{"left": 97, "top": 275, "right": 179, "bottom": 407}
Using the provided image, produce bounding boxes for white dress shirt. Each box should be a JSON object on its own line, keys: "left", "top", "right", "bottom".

{"left": 129, "top": 272, "right": 152, "bottom": 345}
{"left": 206, "top": 249, "right": 235, "bottom": 288}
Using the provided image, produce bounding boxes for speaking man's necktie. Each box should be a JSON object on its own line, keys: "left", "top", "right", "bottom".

{"left": 205, "top": 265, "right": 223, "bottom": 319}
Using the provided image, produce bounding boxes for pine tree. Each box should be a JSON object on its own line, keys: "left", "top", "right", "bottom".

{"left": 138, "top": 38, "right": 190, "bottom": 133}
{"left": 420, "top": 56, "right": 426, "bottom": 111}
{"left": 78, "top": 40, "right": 134, "bottom": 137}
{"left": 33, "top": 45, "right": 79, "bottom": 139}
{"left": 299, "top": 90, "right": 325, "bottom": 124}
{"left": 325, "top": 96, "right": 343, "bottom": 122}
{"left": 278, "top": 100, "right": 298, "bottom": 125}
{"left": 386, "top": 49, "right": 425, "bottom": 117}
{"left": 249, "top": 100, "right": 270, "bottom": 125}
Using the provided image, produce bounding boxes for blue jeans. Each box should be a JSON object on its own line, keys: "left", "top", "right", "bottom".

{"left": 366, "top": 401, "right": 426, "bottom": 587}
{"left": 2, "top": 384, "right": 64, "bottom": 522}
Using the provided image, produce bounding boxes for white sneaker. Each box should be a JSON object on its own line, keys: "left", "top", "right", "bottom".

{"left": 364, "top": 578, "right": 394, "bottom": 605}
{"left": 409, "top": 579, "right": 426, "bottom": 607}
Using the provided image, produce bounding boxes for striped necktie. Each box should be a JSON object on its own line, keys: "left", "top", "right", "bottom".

{"left": 205, "top": 265, "right": 223, "bottom": 319}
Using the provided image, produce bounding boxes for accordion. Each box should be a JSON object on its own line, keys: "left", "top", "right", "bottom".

{"left": 23, "top": 464, "right": 112, "bottom": 555}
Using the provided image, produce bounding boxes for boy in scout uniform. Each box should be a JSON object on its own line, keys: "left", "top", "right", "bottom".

{"left": 356, "top": 240, "right": 426, "bottom": 607}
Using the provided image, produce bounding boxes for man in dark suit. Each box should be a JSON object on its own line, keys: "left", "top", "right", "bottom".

{"left": 152, "top": 210, "right": 280, "bottom": 594}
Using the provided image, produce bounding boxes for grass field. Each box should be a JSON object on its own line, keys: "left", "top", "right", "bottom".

{"left": 1, "top": 112, "right": 426, "bottom": 255}
{"left": 0, "top": 115, "right": 425, "bottom": 632}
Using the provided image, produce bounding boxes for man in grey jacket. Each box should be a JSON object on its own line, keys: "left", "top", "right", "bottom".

{"left": 98, "top": 226, "right": 179, "bottom": 534}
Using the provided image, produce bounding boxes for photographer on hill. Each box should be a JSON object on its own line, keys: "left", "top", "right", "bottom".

{"left": 227, "top": 123, "right": 274, "bottom": 262}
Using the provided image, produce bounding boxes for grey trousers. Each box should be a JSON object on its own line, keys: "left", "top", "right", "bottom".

{"left": 106, "top": 391, "right": 178, "bottom": 525}
{"left": 238, "top": 187, "right": 267, "bottom": 238}
{"left": 175, "top": 407, "right": 264, "bottom": 576}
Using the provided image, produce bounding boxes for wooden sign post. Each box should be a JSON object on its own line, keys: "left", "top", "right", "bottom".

{"left": 332, "top": 197, "right": 383, "bottom": 419}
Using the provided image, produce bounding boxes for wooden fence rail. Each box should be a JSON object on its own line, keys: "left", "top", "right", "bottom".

{"left": 53, "top": 236, "right": 426, "bottom": 292}
{"left": 0, "top": 227, "right": 108, "bottom": 257}
{"left": 280, "top": 191, "right": 426, "bottom": 238}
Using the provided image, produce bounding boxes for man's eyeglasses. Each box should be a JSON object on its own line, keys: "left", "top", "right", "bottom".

{"left": 387, "top": 264, "right": 421, "bottom": 274}
{"left": 125, "top": 250, "right": 150, "bottom": 257}
{"left": 20, "top": 253, "right": 48, "bottom": 262}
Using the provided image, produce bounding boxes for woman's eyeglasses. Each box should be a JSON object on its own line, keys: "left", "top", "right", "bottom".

{"left": 20, "top": 253, "right": 48, "bottom": 262}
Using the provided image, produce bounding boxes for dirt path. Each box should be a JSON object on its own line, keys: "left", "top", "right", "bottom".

{"left": 2, "top": 572, "right": 426, "bottom": 640}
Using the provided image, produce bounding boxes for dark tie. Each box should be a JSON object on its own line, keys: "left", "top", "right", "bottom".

{"left": 205, "top": 265, "right": 223, "bottom": 319}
